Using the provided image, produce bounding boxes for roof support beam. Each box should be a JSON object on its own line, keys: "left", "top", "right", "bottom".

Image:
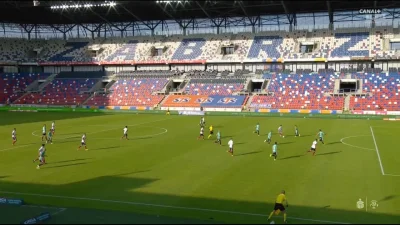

{"left": 195, "top": 1, "right": 213, "bottom": 20}
{"left": 281, "top": 0, "right": 290, "bottom": 21}
{"left": 120, "top": 4, "right": 154, "bottom": 30}
{"left": 371, "top": 0, "right": 377, "bottom": 28}
{"left": 327, "top": 0, "right": 333, "bottom": 30}
{"left": 238, "top": 1, "right": 249, "bottom": 18}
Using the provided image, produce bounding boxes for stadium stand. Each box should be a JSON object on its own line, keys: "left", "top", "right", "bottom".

{"left": 2, "top": 27, "right": 400, "bottom": 112}
{"left": 349, "top": 70, "right": 400, "bottom": 111}
{"left": 185, "top": 78, "right": 246, "bottom": 95}
{"left": 1, "top": 29, "right": 398, "bottom": 63}
{"left": 16, "top": 78, "right": 99, "bottom": 105}
{"left": 0, "top": 73, "right": 51, "bottom": 103}
{"left": 251, "top": 73, "right": 345, "bottom": 110}
{"left": 85, "top": 78, "right": 168, "bottom": 107}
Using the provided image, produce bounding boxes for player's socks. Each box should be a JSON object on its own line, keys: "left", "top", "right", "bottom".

{"left": 283, "top": 213, "right": 287, "bottom": 223}
{"left": 268, "top": 212, "right": 274, "bottom": 220}
{"left": 269, "top": 154, "right": 272, "bottom": 157}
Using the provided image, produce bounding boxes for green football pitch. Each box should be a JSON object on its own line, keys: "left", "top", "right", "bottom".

{"left": 0, "top": 112, "right": 399, "bottom": 224}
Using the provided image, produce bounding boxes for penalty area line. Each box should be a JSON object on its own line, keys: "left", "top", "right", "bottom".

{"left": 0, "top": 191, "right": 349, "bottom": 224}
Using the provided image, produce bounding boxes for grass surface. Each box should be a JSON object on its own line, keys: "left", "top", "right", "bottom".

{"left": 0, "top": 112, "right": 399, "bottom": 224}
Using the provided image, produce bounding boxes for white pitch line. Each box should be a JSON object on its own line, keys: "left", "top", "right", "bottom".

{"left": 22, "top": 204, "right": 67, "bottom": 216}
{"left": 0, "top": 191, "right": 349, "bottom": 224}
{"left": 0, "top": 143, "right": 37, "bottom": 152}
{"left": 370, "top": 126, "right": 385, "bottom": 175}
{"left": 1, "top": 117, "right": 175, "bottom": 153}
{"left": 385, "top": 174, "right": 400, "bottom": 177}
{"left": 52, "top": 207, "right": 67, "bottom": 216}
{"left": 340, "top": 135, "right": 375, "bottom": 152}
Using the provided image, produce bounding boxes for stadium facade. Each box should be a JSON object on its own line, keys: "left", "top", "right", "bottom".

{"left": 1, "top": 1, "right": 400, "bottom": 115}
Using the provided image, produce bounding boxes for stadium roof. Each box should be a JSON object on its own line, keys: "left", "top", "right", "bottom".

{"left": 0, "top": 0, "right": 399, "bottom": 25}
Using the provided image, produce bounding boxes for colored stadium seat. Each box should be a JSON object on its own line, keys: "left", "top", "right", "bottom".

{"left": 251, "top": 73, "right": 345, "bottom": 110}
{"left": 16, "top": 78, "right": 98, "bottom": 105}
{"left": 0, "top": 73, "right": 50, "bottom": 103}
{"left": 85, "top": 78, "right": 168, "bottom": 107}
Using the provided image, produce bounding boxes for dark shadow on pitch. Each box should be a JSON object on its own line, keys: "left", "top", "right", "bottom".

{"left": 280, "top": 155, "right": 304, "bottom": 160}
{"left": 316, "top": 151, "right": 342, "bottom": 156}
{"left": 51, "top": 158, "right": 92, "bottom": 164}
{"left": 327, "top": 141, "right": 341, "bottom": 145}
{"left": 299, "top": 134, "right": 312, "bottom": 137}
{"left": 131, "top": 136, "right": 153, "bottom": 140}
{"left": 56, "top": 132, "right": 83, "bottom": 136}
{"left": 235, "top": 142, "right": 246, "bottom": 145}
{"left": 235, "top": 151, "right": 262, "bottom": 157}
{"left": 278, "top": 141, "right": 294, "bottom": 145}
{"left": 94, "top": 146, "right": 120, "bottom": 151}
{"left": 43, "top": 162, "right": 89, "bottom": 169}
{"left": 0, "top": 172, "right": 399, "bottom": 224}
{"left": 113, "top": 170, "right": 152, "bottom": 176}
{"left": 379, "top": 195, "right": 397, "bottom": 203}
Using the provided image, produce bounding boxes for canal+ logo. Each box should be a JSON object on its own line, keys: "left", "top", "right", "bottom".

{"left": 359, "top": 8, "right": 382, "bottom": 14}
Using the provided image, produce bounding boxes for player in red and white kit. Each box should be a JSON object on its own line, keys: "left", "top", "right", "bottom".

{"left": 12, "top": 128, "right": 17, "bottom": 146}
{"left": 77, "top": 133, "right": 88, "bottom": 151}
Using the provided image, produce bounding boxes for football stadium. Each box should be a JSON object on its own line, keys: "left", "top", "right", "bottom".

{"left": 1, "top": 0, "right": 400, "bottom": 224}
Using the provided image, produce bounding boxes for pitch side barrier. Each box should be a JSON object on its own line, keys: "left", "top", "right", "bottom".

{"left": 1, "top": 106, "right": 398, "bottom": 120}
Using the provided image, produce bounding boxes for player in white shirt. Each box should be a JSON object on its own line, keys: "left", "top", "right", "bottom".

{"left": 121, "top": 126, "right": 129, "bottom": 140}
{"left": 51, "top": 121, "right": 56, "bottom": 135}
{"left": 12, "top": 128, "right": 17, "bottom": 146}
{"left": 200, "top": 117, "right": 205, "bottom": 127}
{"left": 33, "top": 144, "right": 46, "bottom": 169}
{"left": 270, "top": 142, "right": 278, "bottom": 161}
{"left": 227, "top": 138, "right": 234, "bottom": 156}
{"left": 307, "top": 139, "right": 318, "bottom": 156}
{"left": 77, "top": 133, "right": 88, "bottom": 151}
{"left": 197, "top": 127, "right": 204, "bottom": 140}
{"left": 278, "top": 125, "right": 284, "bottom": 138}
{"left": 42, "top": 124, "right": 48, "bottom": 142}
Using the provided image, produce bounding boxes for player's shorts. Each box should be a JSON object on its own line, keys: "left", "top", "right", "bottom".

{"left": 42, "top": 133, "right": 46, "bottom": 136}
{"left": 210, "top": 131, "right": 214, "bottom": 135}
{"left": 229, "top": 147, "right": 233, "bottom": 151}
{"left": 200, "top": 133, "right": 204, "bottom": 136}
{"left": 123, "top": 133, "right": 128, "bottom": 137}
{"left": 81, "top": 142, "right": 86, "bottom": 146}
{"left": 12, "top": 137, "right": 16, "bottom": 141}
{"left": 310, "top": 147, "right": 316, "bottom": 151}
{"left": 39, "top": 156, "right": 44, "bottom": 162}
{"left": 274, "top": 203, "right": 285, "bottom": 211}
{"left": 267, "top": 138, "right": 271, "bottom": 141}
{"left": 319, "top": 137, "right": 323, "bottom": 141}
{"left": 272, "top": 151, "right": 277, "bottom": 155}
{"left": 48, "top": 137, "right": 52, "bottom": 141}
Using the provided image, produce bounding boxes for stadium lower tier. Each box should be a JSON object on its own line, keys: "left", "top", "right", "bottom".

{"left": 85, "top": 93, "right": 165, "bottom": 107}
{"left": 16, "top": 93, "right": 91, "bottom": 105}
{"left": 250, "top": 95, "right": 345, "bottom": 110}
{"left": 161, "top": 95, "right": 246, "bottom": 108}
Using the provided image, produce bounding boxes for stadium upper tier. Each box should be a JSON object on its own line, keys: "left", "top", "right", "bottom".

{"left": 0, "top": 27, "right": 397, "bottom": 63}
